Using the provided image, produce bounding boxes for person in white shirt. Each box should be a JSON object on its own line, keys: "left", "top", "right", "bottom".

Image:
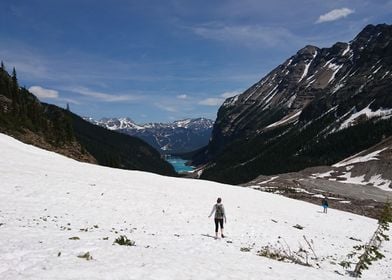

{"left": 208, "top": 197, "right": 227, "bottom": 239}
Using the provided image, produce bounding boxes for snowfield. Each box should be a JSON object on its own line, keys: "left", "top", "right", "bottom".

{"left": 0, "top": 133, "right": 391, "bottom": 280}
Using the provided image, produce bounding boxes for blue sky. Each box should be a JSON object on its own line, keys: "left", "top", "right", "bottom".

{"left": 1, "top": 0, "right": 391, "bottom": 123}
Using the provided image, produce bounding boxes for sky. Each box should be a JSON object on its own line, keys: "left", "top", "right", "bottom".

{"left": 0, "top": 0, "right": 391, "bottom": 123}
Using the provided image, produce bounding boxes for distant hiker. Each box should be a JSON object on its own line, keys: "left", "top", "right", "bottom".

{"left": 322, "top": 196, "right": 329, "bottom": 213}
{"left": 208, "top": 197, "right": 227, "bottom": 239}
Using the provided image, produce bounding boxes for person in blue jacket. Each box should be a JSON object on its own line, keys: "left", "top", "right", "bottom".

{"left": 322, "top": 196, "right": 329, "bottom": 213}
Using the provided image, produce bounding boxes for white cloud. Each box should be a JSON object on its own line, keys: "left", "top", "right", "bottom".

{"left": 199, "top": 90, "right": 242, "bottom": 106}
{"left": 29, "top": 86, "right": 59, "bottom": 99}
{"left": 316, "top": 8, "right": 354, "bottom": 24}
{"left": 66, "top": 86, "right": 140, "bottom": 102}
{"left": 154, "top": 103, "right": 178, "bottom": 112}
{"left": 220, "top": 90, "right": 241, "bottom": 98}
{"left": 177, "top": 94, "right": 188, "bottom": 99}
{"left": 191, "top": 23, "right": 299, "bottom": 47}
{"left": 198, "top": 98, "right": 224, "bottom": 106}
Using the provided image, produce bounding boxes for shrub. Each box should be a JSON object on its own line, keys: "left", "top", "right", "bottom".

{"left": 114, "top": 235, "right": 136, "bottom": 246}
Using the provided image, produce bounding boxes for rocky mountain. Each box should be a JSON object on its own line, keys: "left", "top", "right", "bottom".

{"left": 193, "top": 24, "right": 392, "bottom": 185}
{"left": 0, "top": 65, "right": 175, "bottom": 176}
{"left": 86, "top": 117, "right": 214, "bottom": 154}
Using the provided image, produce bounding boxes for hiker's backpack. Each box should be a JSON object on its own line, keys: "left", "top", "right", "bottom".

{"left": 215, "top": 204, "right": 224, "bottom": 219}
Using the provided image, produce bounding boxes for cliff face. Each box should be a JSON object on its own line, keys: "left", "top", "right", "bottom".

{"left": 194, "top": 24, "right": 392, "bottom": 184}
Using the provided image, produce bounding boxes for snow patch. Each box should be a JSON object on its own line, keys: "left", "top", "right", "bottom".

{"left": 326, "top": 62, "right": 343, "bottom": 84}
{"left": 312, "top": 171, "right": 334, "bottom": 179}
{"left": 372, "top": 65, "right": 382, "bottom": 74}
{"left": 381, "top": 71, "right": 390, "bottom": 80}
{"left": 341, "top": 44, "right": 351, "bottom": 56}
{"left": 257, "top": 176, "right": 279, "bottom": 185}
{"left": 334, "top": 148, "right": 387, "bottom": 167}
{"left": 298, "top": 51, "right": 317, "bottom": 83}
{"left": 287, "top": 94, "right": 297, "bottom": 108}
{"left": 368, "top": 174, "right": 392, "bottom": 190}
{"left": 338, "top": 103, "right": 392, "bottom": 131}
{"left": 266, "top": 111, "right": 302, "bottom": 129}
{"left": 338, "top": 172, "right": 366, "bottom": 185}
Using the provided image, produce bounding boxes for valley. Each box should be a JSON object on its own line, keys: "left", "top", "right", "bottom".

{"left": 1, "top": 4, "right": 392, "bottom": 278}
{"left": 1, "top": 133, "right": 391, "bottom": 279}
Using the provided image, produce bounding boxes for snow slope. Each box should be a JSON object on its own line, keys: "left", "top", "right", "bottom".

{"left": 0, "top": 133, "right": 391, "bottom": 280}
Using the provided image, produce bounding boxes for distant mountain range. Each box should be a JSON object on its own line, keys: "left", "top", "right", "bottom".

{"left": 193, "top": 23, "right": 392, "bottom": 188}
{"left": 85, "top": 117, "right": 214, "bottom": 154}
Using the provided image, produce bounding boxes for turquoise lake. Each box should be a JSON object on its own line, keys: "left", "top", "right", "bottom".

{"left": 165, "top": 157, "right": 195, "bottom": 173}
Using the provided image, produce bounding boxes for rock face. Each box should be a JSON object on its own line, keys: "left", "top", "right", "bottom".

{"left": 194, "top": 24, "right": 392, "bottom": 185}
{"left": 87, "top": 117, "right": 214, "bottom": 154}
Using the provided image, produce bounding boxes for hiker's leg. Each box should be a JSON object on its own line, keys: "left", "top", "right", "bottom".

{"left": 219, "top": 219, "right": 224, "bottom": 237}
{"left": 214, "top": 219, "right": 219, "bottom": 237}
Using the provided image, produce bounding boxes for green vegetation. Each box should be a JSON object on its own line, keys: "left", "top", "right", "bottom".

{"left": 0, "top": 63, "right": 73, "bottom": 146}
{"left": 114, "top": 235, "right": 136, "bottom": 246}
{"left": 340, "top": 202, "right": 392, "bottom": 277}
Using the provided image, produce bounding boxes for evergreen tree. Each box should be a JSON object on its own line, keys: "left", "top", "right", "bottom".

{"left": 11, "top": 67, "right": 19, "bottom": 115}
{"left": 1, "top": 61, "right": 4, "bottom": 71}
{"left": 12, "top": 67, "right": 17, "bottom": 86}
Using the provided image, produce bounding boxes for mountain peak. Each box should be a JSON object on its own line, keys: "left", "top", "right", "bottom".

{"left": 351, "top": 23, "right": 392, "bottom": 45}
{"left": 297, "top": 45, "right": 319, "bottom": 56}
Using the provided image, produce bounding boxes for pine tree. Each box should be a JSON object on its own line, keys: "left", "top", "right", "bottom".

{"left": 12, "top": 67, "right": 17, "bottom": 85}
{"left": 11, "top": 67, "right": 20, "bottom": 115}
{"left": 1, "top": 61, "right": 4, "bottom": 71}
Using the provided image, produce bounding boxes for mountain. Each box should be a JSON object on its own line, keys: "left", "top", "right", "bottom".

{"left": 86, "top": 117, "right": 214, "bottom": 154}
{"left": 0, "top": 65, "right": 175, "bottom": 176}
{"left": 193, "top": 24, "right": 392, "bottom": 185}
{"left": 1, "top": 132, "right": 391, "bottom": 279}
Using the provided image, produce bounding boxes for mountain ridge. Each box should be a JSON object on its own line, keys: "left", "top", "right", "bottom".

{"left": 86, "top": 117, "right": 214, "bottom": 154}
{"left": 193, "top": 23, "right": 392, "bottom": 185}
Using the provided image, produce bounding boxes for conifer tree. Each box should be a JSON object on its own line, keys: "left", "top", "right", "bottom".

{"left": 11, "top": 67, "right": 19, "bottom": 115}
{"left": 12, "top": 67, "right": 17, "bottom": 85}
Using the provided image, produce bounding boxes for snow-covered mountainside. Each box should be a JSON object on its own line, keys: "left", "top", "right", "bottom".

{"left": 194, "top": 24, "right": 392, "bottom": 185}
{"left": 86, "top": 117, "right": 214, "bottom": 154}
{"left": 317, "top": 138, "right": 392, "bottom": 192}
{"left": 1, "top": 133, "right": 391, "bottom": 279}
{"left": 245, "top": 137, "right": 392, "bottom": 218}
{"left": 249, "top": 136, "right": 392, "bottom": 192}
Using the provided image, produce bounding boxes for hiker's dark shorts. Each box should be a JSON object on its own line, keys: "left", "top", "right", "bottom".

{"left": 214, "top": 218, "right": 224, "bottom": 232}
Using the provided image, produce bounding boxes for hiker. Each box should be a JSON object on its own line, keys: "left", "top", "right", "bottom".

{"left": 322, "top": 196, "right": 329, "bottom": 213}
{"left": 208, "top": 197, "right": 227, "bottom": 239}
